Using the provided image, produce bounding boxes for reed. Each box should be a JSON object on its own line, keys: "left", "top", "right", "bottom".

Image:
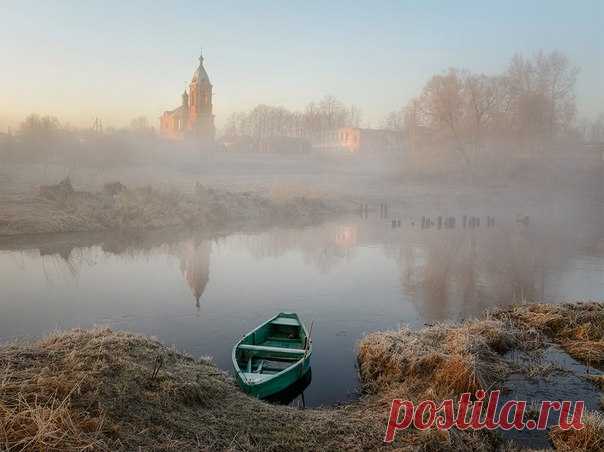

{"left": 550, "top": 411, "right": 604, "bottom": 451}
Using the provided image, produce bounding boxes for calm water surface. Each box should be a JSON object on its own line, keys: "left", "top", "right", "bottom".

{"left": 1, "top": 213, "right": 602, "bottom": 406}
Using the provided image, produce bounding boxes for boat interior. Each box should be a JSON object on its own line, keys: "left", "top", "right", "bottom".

{"left": 235, "top": 314, "right": 308, "bottom": 383}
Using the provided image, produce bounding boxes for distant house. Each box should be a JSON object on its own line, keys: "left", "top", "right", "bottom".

{"left": 311, "top": 127, "right": 404, "bottom": 154}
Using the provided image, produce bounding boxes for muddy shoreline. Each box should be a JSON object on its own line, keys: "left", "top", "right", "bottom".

{"left": 1, "top": 303, "right": 602, "bottom": 451}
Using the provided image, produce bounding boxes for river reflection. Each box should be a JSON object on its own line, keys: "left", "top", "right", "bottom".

{"left": 0, "top": 214, "right": 602, "bottom": 406}
{"left": 176, "top": 240, "right": 211, "bottom": 308}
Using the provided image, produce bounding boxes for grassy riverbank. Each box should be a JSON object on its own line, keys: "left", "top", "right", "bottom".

{"left": 0, "top": 178, "right": 345, "bottom": 236}
{"left": 493, "top": 303, "right": 604, "bottom": 368}
{"left": 0, "top": 329, "right": 383, "bottom": 451}
{"left": 0, "top": 303, "right": 602, "bottom": 451}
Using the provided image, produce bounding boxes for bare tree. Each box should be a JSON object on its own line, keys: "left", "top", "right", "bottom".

{"left": 503, "top": 51, "right": 578, "bottom": 149}
{"left": 223, "top": 95, "right": 362, "bottom": 148}
{"left": 20, "top": 114, "right": 61, "bottom": 141}
{"left": 18, "top": 114, "right": 63, "bottom": 161}
{"left": 535, "top": 51, "right": 579, "bottom": 135}
{"left": 419, "top": 69, "right": 471, "bottom": 166}
{"left": 463, "top": 73, "right": 500, "bottom": 155}
{"left": 396, "top": 50, "right": 579, "bottom": 165}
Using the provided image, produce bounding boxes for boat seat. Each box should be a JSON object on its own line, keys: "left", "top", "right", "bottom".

{"left": 238, "top": 344, "right": 305, "bottom": 355}
{"left": 270, "top": 317, "right": 300, "bottom": 327}
{"left": 241, "top": 372, "right": 273, "bottom": 384}
{"left": 263, "top": 339, "right": 304, "bottom": 349}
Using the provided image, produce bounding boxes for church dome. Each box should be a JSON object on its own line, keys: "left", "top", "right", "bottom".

{"left": 191, "top": 50, "right": 210, "bottom": 84}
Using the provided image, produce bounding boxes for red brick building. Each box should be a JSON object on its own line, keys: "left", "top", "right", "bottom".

{"left": 160, "top": 50, "right": 215, "bottom": 144}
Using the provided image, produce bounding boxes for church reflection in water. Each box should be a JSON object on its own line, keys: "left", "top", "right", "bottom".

{"left": 175, "top": 239, "right": 211, "bottom": 309}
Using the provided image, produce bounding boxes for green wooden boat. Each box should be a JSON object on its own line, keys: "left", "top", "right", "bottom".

{"left": 232, "top": 312, "right": 312, "bottom": 399}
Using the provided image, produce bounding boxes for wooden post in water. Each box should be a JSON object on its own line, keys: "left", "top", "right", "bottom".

{"left": 302, "top": 321, "right": 314, "bottom": 371}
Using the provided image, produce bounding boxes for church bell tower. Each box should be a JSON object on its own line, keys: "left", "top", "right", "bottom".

{"left": 187, "top": 49, "right": 215, "bottom": 143}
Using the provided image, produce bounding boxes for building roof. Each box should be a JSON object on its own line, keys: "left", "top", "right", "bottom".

{"left": 164, "top": 105, "right": 185, "bottom": 117}
{"left": 191, "top": 50, "right": 210, "bottom": 85}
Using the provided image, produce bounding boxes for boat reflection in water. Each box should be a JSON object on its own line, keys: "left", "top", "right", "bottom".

{"left": 264, "top": 368, "right": 312, "bottom": 408}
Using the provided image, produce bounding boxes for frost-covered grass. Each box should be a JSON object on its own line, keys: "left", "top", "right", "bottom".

{"left": 2, "top": 303, "right": 602, "bottom": 450}
{"left": 494, "top": 302, "right": 604, "bottom": 367}
{"left": 0, "top": 178, "right": 342, "bottom": 236}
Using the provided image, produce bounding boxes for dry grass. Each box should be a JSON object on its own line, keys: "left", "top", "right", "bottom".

{"left": 0, "top": 179, "right": 341, "bottom": 236}
{"left": 0, "top": 381, "right": 105, "bottom": 451}
{"left": 550, "top": 411, "right": 604, "bottom": 451}
{"left": 562, "top": 340, "right": 604, "bottom": 367}
{"left": 356, "top": 309, "right": 604, "bottom": 450}
{"left": 0, "top": 333, "right": 110, "bottom": 451}
{"left": 356, "top": 319, "right": 518, "bottom": 450}
{"left": 494, "top": 302, "right": 604, "bottom": 367}
{"left": 0, "top": 328, "right": 387, "bottom": 451}
{"left": 3, "top": 305, "right": 600, "bottom": 450}
{"left": 495, "top": 302, "right": 604, "bottom": 451}
{"left": 584, "top": 374, "right": 604, "bottom": 390}
{"left": 357, "top": 319, "right": 515, "bottom": 399}
{"left": 0, "top": 325, "right": 518, "bottom": 451}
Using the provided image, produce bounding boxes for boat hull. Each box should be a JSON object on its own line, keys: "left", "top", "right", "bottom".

{"left": 234, "top": 353, "right": 311, "bottom": 399}
{"left": 232, "top": 312, "right": 312, "bottom": 399}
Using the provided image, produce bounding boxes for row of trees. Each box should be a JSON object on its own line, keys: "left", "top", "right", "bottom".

{"left": 1, "top": 114, "right": 161, "bottom": 166}
{"left": 12, "top": 114, "right": 154, "bottom": 141}
{"left": 384, "top": 51, "right": 581, "bottom": 168}
{"left": 223, "top": 95, "right": 361, "bottom": 142}
{"left": 17, "top": 114, "right": 63, "bottom": 143}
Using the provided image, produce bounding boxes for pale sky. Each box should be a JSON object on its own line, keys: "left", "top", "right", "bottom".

{"left": 1, "top": 0, "right": 602, "bottom": 131}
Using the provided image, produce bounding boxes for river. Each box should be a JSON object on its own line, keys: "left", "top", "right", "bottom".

{"left": 1, "top": 209, "right": 602, "bottom": 406}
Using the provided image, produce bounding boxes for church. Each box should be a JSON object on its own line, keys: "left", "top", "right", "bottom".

{"left": 160, "top": 50, "right": 215, "bottom": 143}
